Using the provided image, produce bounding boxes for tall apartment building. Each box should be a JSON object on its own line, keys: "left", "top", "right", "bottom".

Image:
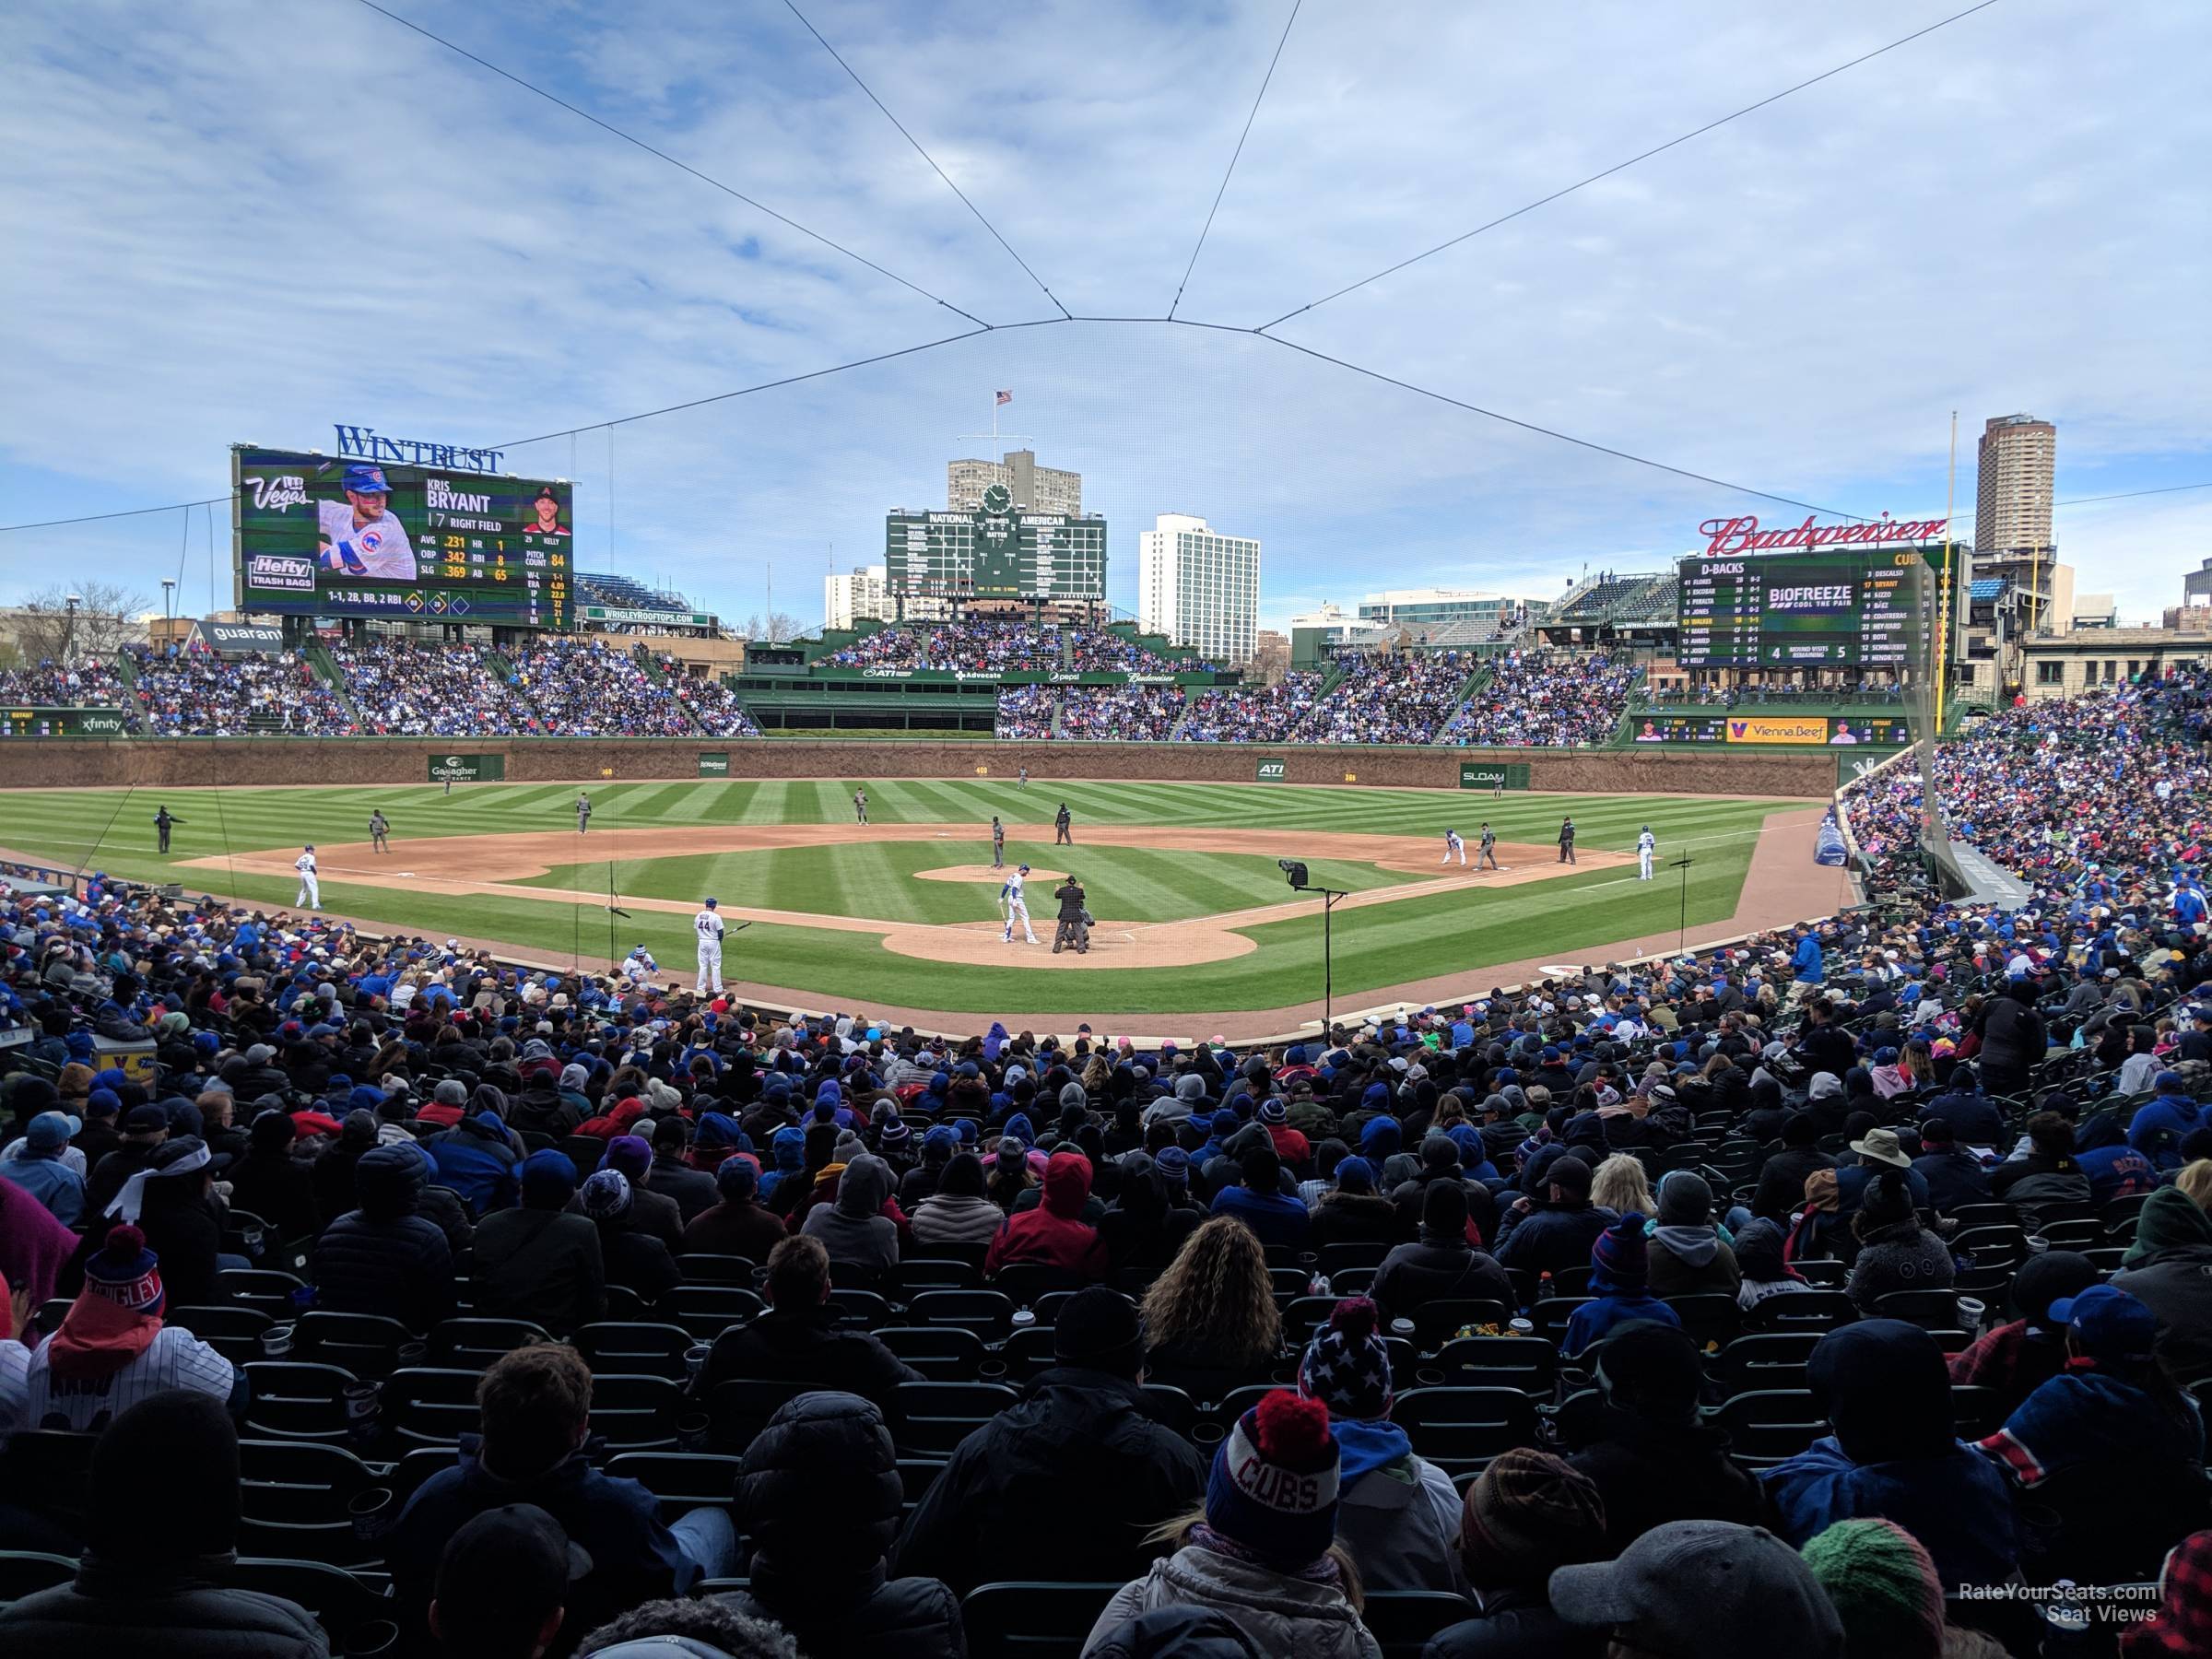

{"left": 1137, "top": 513, "right": 1261, "bottom": 665}
{"left": 1974, "top": 413, "right": 2056, "bottom": 555}
{"left": 824, "top": 563, "right": 947, "bottom": 629}
{"left": 947, "top": 449, "right": 1082, "bottom": 517}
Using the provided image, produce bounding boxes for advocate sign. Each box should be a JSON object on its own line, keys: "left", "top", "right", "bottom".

{"left": 1698, "top": 513, "right": 1948, "bottom": 556}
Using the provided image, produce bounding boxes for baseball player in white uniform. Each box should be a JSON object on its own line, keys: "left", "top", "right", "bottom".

{"left": 695, "top": 897, "right": 726, "bottom": 993}
{"left": 1441, "top": 828, "right": 1466, "bottom": 865}
{"left": 316, "top": 465, "right": 417, "bottom": 580}
{"left": 295, "top": 844, "right": 321, "bottom": 910}
{"left": 1001, "top": 864, "right": 1038, "bottom": 944}
{"left": 1638, "top": 825, "right": 1658, "bottom": 880}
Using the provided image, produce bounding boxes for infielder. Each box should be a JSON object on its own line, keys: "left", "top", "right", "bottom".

{"left": 369, "top": 809, "right": 391, "bottom": 854}
{"left": 1477, "top": 822, "right": 1501, "bottom": 870}
{"left": 1638, "top": 825, "right": 1658, "bottom": 880}
{"left": 1001, "top": 864, "right": 1039, "bottom": 944}
{"left": 1441, "top": 828, "right": 1466, "bottom": 866}
{"left": 576, "top": 793, "right": 592, "bottom": 834}
{"left": 991, "top": 816, "right": 1006, "bottom": 868}
{"left": 295, "top": 844, "right": 321, "bottom": 911}
{"left": 694, "top": 897, "right": 726, "bottom": 994}
{"left": 853, "top": 788, "right": 868, "bottom": 826}
{"left": 317, "top": 464, "right": 417, "bottom": 580}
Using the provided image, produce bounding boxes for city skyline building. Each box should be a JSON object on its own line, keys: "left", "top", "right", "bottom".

{"left": 1137, "top": 512, "right": 1261, "bottom": 665}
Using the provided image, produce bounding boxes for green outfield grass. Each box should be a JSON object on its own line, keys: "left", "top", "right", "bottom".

{"left": 0, "top": 777, "right": 1801, "bottom": 1015}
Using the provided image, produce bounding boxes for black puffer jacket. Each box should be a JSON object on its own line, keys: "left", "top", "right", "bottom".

{"left": 724, "top": 1391, "right": 964, "bottom": 1659}
{"left": 0, "top": 1559, "right": 329, "bottom": 1659}
{"left": 310, "top": 1144, "right": 455, "bottom": 1333}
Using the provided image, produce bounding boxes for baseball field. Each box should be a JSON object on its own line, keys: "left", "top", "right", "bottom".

{"left": 0, "top": 777, "right": 1845, "bottom": 1032}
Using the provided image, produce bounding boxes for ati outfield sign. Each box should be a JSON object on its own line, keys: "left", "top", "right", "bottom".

{"left": 1460, "top": 762, "right": 1531, "bottom": 790}
{"left": 1254, "top": 758, "right": 1288, "bottom": 782}
{"left": 698, "top": 752, "right": 731, "bottom": 777}
{"left": 1697, "top": 513, "right": 1949, "bottom": 555}
{"left": 429, "top": 752, "right": 505, "bottom": 782}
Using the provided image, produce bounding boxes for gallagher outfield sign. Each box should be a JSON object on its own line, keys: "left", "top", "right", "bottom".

{"left": 429, "top": 753, "right": 505, "bottom": 782}
{"left": 1698, "top": 513, "right": 1949, "bottom": 555}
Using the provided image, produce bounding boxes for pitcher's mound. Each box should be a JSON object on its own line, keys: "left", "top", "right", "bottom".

{"left": 913, "top": 865, "right": 1067, "bottom": 884}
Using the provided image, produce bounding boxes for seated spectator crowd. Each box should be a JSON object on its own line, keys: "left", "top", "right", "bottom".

{"left": 824, "top": 619, "right": 1213, "bottom": 676}
{"left": 1441, "top": 650, "right": 1641, "bottom": 747}
{"left": 3, "top": 665, "right": 2212, "bottom": 1657}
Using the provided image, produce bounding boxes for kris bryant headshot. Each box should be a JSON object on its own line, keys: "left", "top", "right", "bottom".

{"left": 316, "top": 463, "right": 418, "bottom": 580}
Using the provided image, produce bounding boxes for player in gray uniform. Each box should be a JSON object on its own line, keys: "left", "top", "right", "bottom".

{"left": 316, "top": 464, "right": 416, "bottom": 580}
{"left": 576, "top": 793, "right": 592, "bottom": 834}
{"left": 853, "top": 788, "right": 868, "bottom": 826}
{"left": 1477, "top": 822, "right": 1501, "bottom": 870}
{"left": 991, "top": 816, "right": 1006, "bottom": 868}
{"left": 369, "top": 809, "right": 390, "bottom": 853}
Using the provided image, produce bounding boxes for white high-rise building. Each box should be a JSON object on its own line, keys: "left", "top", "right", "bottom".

{"left": 824, "top": 564, "right": 894, "bottom": 630}
{"left": 1138, "top": 513, "right": 1261, "bottom": 665}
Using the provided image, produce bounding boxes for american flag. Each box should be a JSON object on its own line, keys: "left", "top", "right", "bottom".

{"left": 994, "top": 389, "right": 1013, "bottom": 406}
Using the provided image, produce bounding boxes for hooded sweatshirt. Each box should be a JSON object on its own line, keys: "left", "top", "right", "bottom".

{"left": 985, "top": 1150, "right": 1108, "bottom": 1279}
{"left": 759, "top": 1124, "right": 808, "bottom": 1202}
{"left": 800, "top": 1153, "right": 901, "bottom": 1278}
{"left": 1761, "top": 1319, "right": 2019, "bottom": 1588}
{"left": 2112, "top": 1187, "right": 2212, "bottom": 1382}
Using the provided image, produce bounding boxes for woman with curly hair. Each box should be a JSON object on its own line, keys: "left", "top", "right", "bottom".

{"left": 1588, "top": 1152, "right": 1654, "bottom": 1220}
{"left": 1139, "top": 1215, "right": 1282, "bottom": 1396}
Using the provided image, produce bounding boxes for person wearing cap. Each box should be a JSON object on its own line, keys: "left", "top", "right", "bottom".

{"left": 317, "top": 460, "right": 416, "bottom": 578}
{"left": 1548, "top": 1518, "right": 1843, "bottom": 1659}
{"left": 1566, "top": 1321, "right": 1767, "bottom": 1551}
{"left": 223, "top": 1110, "right": 321, "bottom": 1243}
{"left": 117, "top": 1135, "right": 228, "bottom": 1309}
{"left": 578, "top": 1169, "right": 679, "bottom": 1304}
{"left": 1305, "top": 1154, "right": 1400, "bottom": 1249}
{"left": 644, "top": 1118, "right": 721, "bottom": 1224}
{"left": 1985, "top": 1110, "right": 2092, "bottom": 1214}
{"left": 1974, "top": 1283, "right": 2206, "bottom": 1581}
{"left": 894, "top": 1283, "right": 1206, "bottom": 1596}
{"left": 429, "top": 1503, "right": 576, "bottom": 1659}
{"left": 1946, "top": 1248, "right": 2101, "bottom": 1416}
{"left": 0, "top": 1222, "right": 238, "bottom": 1435}
{"left": 1294, "top": 1297, "right": 1463, "bottom": 1593}
{"left": 681, "top": 1155, "right": 787, "bottom": 1261}
{"left": 1907, "top": 1117, "right": 1992, "bottom": 1211}
{"left": 389, "top": 1345, "right": 735, "bottom": 1649}
{"left": 1751, "top": 1113, "right": 1837, "bottom": 1223}
{"left": 1425, "top": 1448, "right": 1609, "bottom": 1658}
{"left": 473, "top": 1150, "right": 606, "bottom": 1335}
{"left": 1763, "top": 1320, "right": 2018, "bottom": 1588}
{"left": 1646, "top": 1171, "right": 1740, "bottom": 1300}
{"left": 591, "top": 1135, "right": 685, "bottom": 1252}
{"left": 312, "top": 1141, "right": 456, "bottom": 1334}
{"left": 1207, "top": 1142, "right": 1311, "bottom": 1253}
{"left": 695, "top": 1235, "right": 918, "bottom": 1417}
{"left": 0, "top": 1390, "right": 325, "bottom": 1658}
{"left": 2129, "top": 1072, "right": 2206, "bottom": 1171}
{"left": 0, "top": 1111, "right": 86, "bottom": 1226}
{"left": 1493, "top": 1155, "right": 1610, "bottom": 1277}
{"left": 1371, "top": 1179, "right": 1513, "bottom": 1322}
{"left": 1833, "top": 1125, "right": 1930, "bottom": 1219}
{"left": 1562, "top": 1214, "right": 1681, "bottom": 1359}
{"left": 1082, "top": 1388, "right": 1378, "bottom": 1658}
{"left": 718, "top": 1389, "right": 959, "bottom": 1656}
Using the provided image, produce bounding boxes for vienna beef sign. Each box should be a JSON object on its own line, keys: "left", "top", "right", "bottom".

{"left": 1698, "top": 513, "right": 1948, "bottom": 556}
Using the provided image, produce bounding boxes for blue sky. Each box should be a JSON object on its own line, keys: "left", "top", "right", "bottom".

{"left": 3, "top": 0, "right": 2207, "bottom": 632}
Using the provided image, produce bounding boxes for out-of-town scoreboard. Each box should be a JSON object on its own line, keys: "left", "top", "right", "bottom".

{"left": 886, "top": 481, "right": 1106, "bottom": 605}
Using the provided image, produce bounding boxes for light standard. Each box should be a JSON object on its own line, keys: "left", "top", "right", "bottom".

{"left": 1280, "top": 858, "right": 1350, "bottom": 1036}
{"left": 160, "top": 578, "right": 177, "bottom": 638}
{"left": 59, "top": 593, "right": 82, "bottom": 665}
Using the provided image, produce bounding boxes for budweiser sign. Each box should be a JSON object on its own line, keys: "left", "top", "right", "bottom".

{"left": 1699, "top": 513, "right": 1947, "bottom": 555}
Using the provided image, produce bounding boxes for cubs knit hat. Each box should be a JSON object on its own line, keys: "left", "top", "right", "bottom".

{"left": 1799, "top": 1518, "right": 1945, "bottom": 1659}
{"left": 1258, "top": 1099, "right": 1288, "bottom": 1125}
{"left": 84, "top": 1223, "right": 164, "bottom": 1316}
{"left": 1297, "top": 1297, "right": 1394, "bottom": 1421}
{"left": 1205, "top": 1390, "right": 1341, "bottom": 1569}
{"left": 1154, "top": 1147, "right": 1191, "bottom": 1186}
{"left": 580, "top": 1168, "right": 633, "bottom": 1219}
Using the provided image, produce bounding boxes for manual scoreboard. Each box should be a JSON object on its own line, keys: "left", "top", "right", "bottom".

{"left": 886, "top": 482, "right": 1105, "bottom": 605}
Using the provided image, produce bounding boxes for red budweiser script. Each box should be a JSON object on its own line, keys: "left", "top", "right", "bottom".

{"left": 1699, "top": 513, "right": 1948, "bottom": 555}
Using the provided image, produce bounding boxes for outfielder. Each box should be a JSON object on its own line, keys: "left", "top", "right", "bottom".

{"left": 853, "top": 788, "right": 868, "bottom": 826}
{"left": 1001, "top": 864, "right": 1038, "bottom": 944}
{"left": 1477, "top": 822, "right": 1501, "bottom": 870}
{"left": 991, "top": 816, "right": 1006, "bottom": 868}
{"left": 369, "top": 809, "right": 391, "bottom": 854}
{"left": 316, "top": 464, "right": 417, "bottom": 580}
{"left": 1441, "top": 828, "right": 1466, "bottom": 866}
{"left": 694, "top": 897, "right": 726, "bottom": 994}
{"left": 1638, "top": 825, "right": 1658, "bottom": 881}
{"left": 295, "top": 844, "right": 321, "bottom": 911}
{"left": 576, "top": 793, "right": 592, "bottom": 834}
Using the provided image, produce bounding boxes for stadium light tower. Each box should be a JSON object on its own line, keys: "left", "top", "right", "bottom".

{"left": 1280, "top": 859, "right": 1350, "bottom": 1034}
{"left": 60, "top": 593, "right": 82, "bottom": 664}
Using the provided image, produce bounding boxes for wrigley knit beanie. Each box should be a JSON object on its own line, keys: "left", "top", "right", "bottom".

{"left": 84, "top": 1223, "right": 164, "bottom": 1316}
{"left": 1205, "top": 1390, "right": 1341, "bottom": 1568}
{"left": 1800, "top": 1517, "right": 1946, "bottom": 1659}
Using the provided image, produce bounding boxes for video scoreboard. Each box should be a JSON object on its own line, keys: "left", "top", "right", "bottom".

{"left": 233, "top": 446, "right": 573, "bottom": 629}
{"left": 1677, "top": 551, "right": 1924, "bottom": 668}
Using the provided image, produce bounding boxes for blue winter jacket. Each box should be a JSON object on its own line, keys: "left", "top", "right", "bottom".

{"left": 1761, "top": 1437, "right": 2019, "bottom": 1588}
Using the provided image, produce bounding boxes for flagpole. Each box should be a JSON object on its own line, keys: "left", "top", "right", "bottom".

{"left": 991, "top": 390, "right": 997, "bottom": 446}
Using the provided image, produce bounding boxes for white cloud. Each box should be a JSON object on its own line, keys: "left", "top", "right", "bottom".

{"left": 2, "top": 0, "right": 2206, "bottom": 627}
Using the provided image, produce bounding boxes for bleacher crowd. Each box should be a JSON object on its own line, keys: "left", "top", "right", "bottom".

{"left": 1441, "top": 651, "right": 1641, "bottom": 747}
{"left": 825, "top": 621, "right": 1212, "bottom": 677}
{"left": 127, "top": 646, "right": 355, "bottom": 737}
{"left": 329, "top": 641, "right": 532, "bottom": 738}
{"left": 0, "top": 658, "right": 132, "bottom": 710}
{"left": 2, "top": 665, "right": 2211, "bottom": 1655}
